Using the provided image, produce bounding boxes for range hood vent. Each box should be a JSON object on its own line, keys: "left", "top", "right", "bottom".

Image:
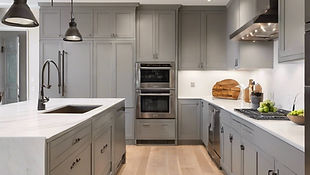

{"left": 230, "top": 0, "right": 278, "bottom": 41}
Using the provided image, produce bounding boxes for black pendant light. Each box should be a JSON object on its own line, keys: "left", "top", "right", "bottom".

{"left": 2, "top": 0, "right": 39, "bottom": 28}
{"left": 63, "top": 0, "right": 82, "bottom": 42}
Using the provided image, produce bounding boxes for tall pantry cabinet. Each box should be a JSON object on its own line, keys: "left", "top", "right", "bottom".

{"left": 39, "top": 3, "right": 138, "bottom": 141}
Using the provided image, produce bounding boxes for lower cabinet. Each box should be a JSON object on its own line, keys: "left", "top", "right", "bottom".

{"left": 135, "top": 119, "right": 176, "bottom": 140}
{"left": 201, "top": 100, "right": 209, "bottom": 146}
{"left": 275, "top": 160, "right": 297, "bottom": 175}
{"left": 258, "top": 149, "right": 275, "bottom": 175}
{"left": 47, "top": 103, "right": 126, "bottom": 175}
{"left": 125, "top": 108, "right": 135, "bottom": 140}
{"left": 178, "top": 99, "right": 201, "bottom": 141}
{"left": 242, "top": 139, "right": 257, "bottom": 175}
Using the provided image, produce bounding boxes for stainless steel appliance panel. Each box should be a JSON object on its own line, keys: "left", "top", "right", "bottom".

{"left": 136, "top": 89, "right": 176, "bottom": 119}
{"left": 136, "top": 62, "right": 175, "bottom": 89}
{"left": 207, "top": 104, "right": 221, "bottom": 168}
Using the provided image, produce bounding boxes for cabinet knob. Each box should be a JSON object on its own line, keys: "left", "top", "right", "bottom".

{"left": 229, "top": 134, "right": 233, "bottom": 143}
{"left": 240, "top": 145, "right": 245, "bottom": 151}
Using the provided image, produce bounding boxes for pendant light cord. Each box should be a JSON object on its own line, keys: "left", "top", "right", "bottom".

{"left": 71, "top": 0, "right": 74, "bottom": 20}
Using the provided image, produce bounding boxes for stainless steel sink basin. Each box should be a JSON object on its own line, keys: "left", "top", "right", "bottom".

{"left": 44, "top": 105, "right": 101, "bottom": 114}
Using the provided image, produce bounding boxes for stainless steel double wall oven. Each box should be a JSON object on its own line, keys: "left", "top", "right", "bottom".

{"left": 136, "top": 62, "right": 176, "bottom": 119}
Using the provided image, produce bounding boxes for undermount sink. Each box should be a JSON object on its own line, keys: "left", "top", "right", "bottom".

{"left": 44, "top": 105, "right": 102, "bottom": 114}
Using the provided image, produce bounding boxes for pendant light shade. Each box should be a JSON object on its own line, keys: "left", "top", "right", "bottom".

{"left": 63, "top": 0, "right": 82, "bottom": 42}
{"left": 63, "top": 19, "right": 82, "bottom": 42}
{"left": 1, "top": 0, "right": 39, "bottom": 28}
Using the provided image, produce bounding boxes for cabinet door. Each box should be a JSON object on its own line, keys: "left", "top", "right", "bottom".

{"left": 137, "top": 11, "right": 155, "bottom": 61}
{"left": 279, "top": 0, "right": 305, "bottom": 62}
{"left": 258, "top": 150, "right": 275, "bottom": 175}
{"left": 222, "top": 123, "right": 232, "bottom": 173}
{"left": 205, "top": 12, "right": 227, "bottom": 70}
{"left": 201, "top": 101, "right": 209, "bottom": 146}
{"left": 156, "top": 11, "right": 176, "bottom": 61}
{"left": 63, "top": 41, "right": 92, "bottom": 98}
{"left": 94, "top": 41, "right": 116, "bottom": 98}
{"left": 113, "top": 107, "right": 126, "bottom": 173}
{"left": 178, "top": 100, "right": 201, "bottom": 140}
{"left": 231, "top": 128, "right": 242, "bottom": 175}
{"left": 94, "top": 9, "right": 115, "bottom": 38}
{"left": 116, "top": 41, "right": 135, "bottom": 107}
{"left": 114, "top": 10, "right": 135, "bottom": 38}
{"left": 40, "top": 40, "right": 62, "bottom": 98}
{"left": 275, "top": 160, "right": 297, "bottom": 175}
{"left": 61, "top": 8, "right": 94, "bottom": 38}
{"left": 40, "top": 8, "right": 61, "bottom": 38}
{"left": 179, "top": 12, "right": 202, "bottom": 70}
{"left": 243, "top": 139, "right": 257, "bottom": 175}
{"left": 125, "top": 108, "right": 135, "bottom": 140}
{"left": 93, "top": 124, "right": 112, "bottom": 175}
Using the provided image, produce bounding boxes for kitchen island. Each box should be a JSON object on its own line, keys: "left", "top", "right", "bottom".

{"left": 0, "top": 98, "right": 126, "bottom": 175}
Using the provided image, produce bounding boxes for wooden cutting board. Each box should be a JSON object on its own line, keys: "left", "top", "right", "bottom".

{"left": 212, "top": 79, "right": 241, "bottom": 100}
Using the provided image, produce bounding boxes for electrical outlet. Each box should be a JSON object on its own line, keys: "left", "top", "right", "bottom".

{"left": 190, "top": 82, "right": 195, "bottom": 87}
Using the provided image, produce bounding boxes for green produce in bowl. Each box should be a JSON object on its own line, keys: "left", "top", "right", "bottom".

{"left": 257, "top": 99, "right": 277, "bottom": 113}
{"left": 289, "top": 109, "right": 304, "bottom": 117}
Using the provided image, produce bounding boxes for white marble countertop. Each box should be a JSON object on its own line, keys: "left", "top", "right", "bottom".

{"left": 179, "top": 96, "right": 305, "bottom": 152}
{"left": 0, "top": 98, "right": 124, "bottom": 139}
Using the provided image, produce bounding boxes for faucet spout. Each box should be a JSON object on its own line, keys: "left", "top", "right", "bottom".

{"left": 38, "top": 59, "right": 61, "bottom": 110}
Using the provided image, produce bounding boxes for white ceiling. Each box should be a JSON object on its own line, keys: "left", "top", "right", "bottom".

{"left": 0, "top": 0, "right": 230, "bottom": 7}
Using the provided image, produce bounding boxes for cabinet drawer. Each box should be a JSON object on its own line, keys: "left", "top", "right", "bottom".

{"left": 93, "top": 124, "right": 112, "bottom": 175}
{"left": 92, "top": 111, "right": 113, "bottom": 138}
{"left": 136, "top": 119, "right": 175, "bottom": 140}
{"left": 50, "top": 144, "right": 91, "bottom": 175}
{"left": 49, "top": 121, "right": 91, "bottom": 170}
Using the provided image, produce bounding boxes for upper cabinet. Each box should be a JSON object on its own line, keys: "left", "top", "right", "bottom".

{"left": 39, "top": 3, "right": 137, "bottom": 39}
{"left": 179, "top": 7, "right": 227, "bottom": 70}
{"left": 94, "top": 8, "right": 135, "bottom": 39}
{"left": 137, "top": 5, "right": 179, "bottom": 62}
{"left": 278, "top": 0, "right": 305, "bottom": 62}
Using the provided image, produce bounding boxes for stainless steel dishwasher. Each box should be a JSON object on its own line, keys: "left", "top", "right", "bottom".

{"left": 207, "top": 104, "right": 221, "bottom": 168}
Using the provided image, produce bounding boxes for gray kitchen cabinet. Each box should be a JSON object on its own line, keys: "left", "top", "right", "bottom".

{"left": 201, "top": 100, "right": 209, "bottom": 146}
{"left": 221, "top": 122, "right": 232, "bottom": 173}
{"left": 135, "top": 119, "right": 176, "bottom": 140}
{"left": 179, "top": 7, "right": 227, "bottom": 70}
{"left": 63, "top": 41, "right": 92, "bottom": 98}
{"left": 93, "top": 121, "right": 112, "bottom": 175}
{"left": 94, "top": 8, "right": 135, "bottom": 39}
{"left": 231, "top": 128, "right": 242, "bottom": 175}
{"left": 94, "top": 40, "right": 135, "bottom": 107}
{"left": 40, "top": 8, "right": 61, "bottom": 38}
{"left": 137, "top": 6, "right": 178, "bottom": 62}
{"left": 125, "top": 108, "right": 135, "bottom": 140}
{"left": 61, "top": 7, "right": 94, "bottom": 38}
{"left": 242, "top": 138, "right": 257, "bottom": 175}
{"left": 112, "top": 106, "right": 126, "bottom": 174}
{"left": 278, "top": 0, "right": 305, "bottom": 62}
{"left": 179, "top": 11, "right": 202, "bottom": 69}
{"left": 275, "top": 160, "right": 297, "bottom": 175}
{"left": 258, "top": 149, "right": 275, "bottom": 175}
{"left": 39, "top": 40, "right": 63, "bottom": 98}
{"left": 178, "top": 99, "right": 201, "bottom": 141}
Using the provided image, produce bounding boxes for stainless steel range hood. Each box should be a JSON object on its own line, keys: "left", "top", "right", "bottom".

{"left": 230, "top": 0, "right": 278, "bottom": 41}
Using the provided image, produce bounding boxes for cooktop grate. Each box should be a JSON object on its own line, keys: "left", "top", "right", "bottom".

{"left": 234, "top": 108, "right": 290, "bottom": 120}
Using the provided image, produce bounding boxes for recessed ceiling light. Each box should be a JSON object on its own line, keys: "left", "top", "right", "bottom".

{"left": 208, "top": 0, "right": 212, "bottom": 2}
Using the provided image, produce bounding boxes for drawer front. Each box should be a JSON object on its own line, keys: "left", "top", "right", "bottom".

{"left": 50, "top": 144, "right": 91, "bottom": 175}
{"left": 94, "top": 124, "right": 112, "bottom": 175}
{"left": 49, "top": 121, "right": 91, "bottom": 170}
{"left": 136, "top": 120, "right": 175, "bottom": 140}
{"left": 93, "top": 112, "right": 113, "bottom": 138}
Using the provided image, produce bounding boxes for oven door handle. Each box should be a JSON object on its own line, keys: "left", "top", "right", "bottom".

{"left": 138, "top": 93, "right": 172, "bottom": 96}
{"left": 140, "top": 67, "right": 172, "bottom": 70}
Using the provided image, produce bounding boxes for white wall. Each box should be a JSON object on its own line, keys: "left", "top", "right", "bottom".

{"left": 178, "top": 41, "right": 305, "bottom": 111}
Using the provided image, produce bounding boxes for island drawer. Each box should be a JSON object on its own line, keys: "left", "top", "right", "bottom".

{"left": 49, "top": 121, "right": 91, "bottom": 170}
{"left": 135, "top": 119, "right": 176, "bottom": 140}
{"left": 50, "top": 144, "right": 91, "bottom": 175}
{"left": 92, "top": 111, "right": 113, "bottom": 138}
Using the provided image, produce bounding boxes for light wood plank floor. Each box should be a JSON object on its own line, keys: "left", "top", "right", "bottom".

{"left": 118, "top": 145, "right": 224, "bottom": 175}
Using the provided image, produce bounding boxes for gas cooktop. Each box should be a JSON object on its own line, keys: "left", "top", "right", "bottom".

{"left": 234, "top": 108, "right": 290, "bottom": 120}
